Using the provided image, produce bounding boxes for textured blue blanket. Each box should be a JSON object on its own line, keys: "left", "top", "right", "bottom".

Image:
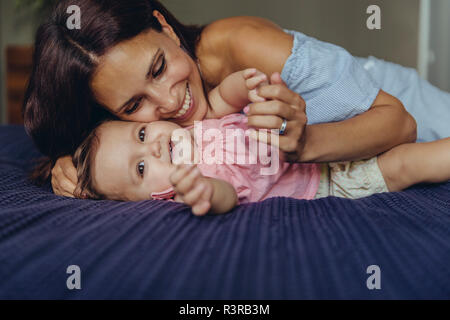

{"left": 0, "top": 125, "right": 449, "bottom": 299}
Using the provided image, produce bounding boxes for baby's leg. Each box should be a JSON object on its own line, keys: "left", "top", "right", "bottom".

{"left": 378, "top": 138, "right": 450, "bottom": 191}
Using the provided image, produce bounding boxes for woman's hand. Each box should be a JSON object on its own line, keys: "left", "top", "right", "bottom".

{"left": 246, "top": 72, "right": 308, "bottom": 163}
{"left": 51, "top": 156, "right": 78, "bottom": 197}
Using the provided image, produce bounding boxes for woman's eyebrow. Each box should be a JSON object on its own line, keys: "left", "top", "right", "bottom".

{"left": 115, "top": 48, "right": 162, "bottom": 113}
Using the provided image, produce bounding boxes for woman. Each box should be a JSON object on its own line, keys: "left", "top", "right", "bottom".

{"left": 24, "top": 0, "right": 421, "bottom": 197}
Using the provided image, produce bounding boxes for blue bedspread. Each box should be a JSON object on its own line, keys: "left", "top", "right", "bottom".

{"left": 0, "top": 125, "right": 449, "bottom": 299}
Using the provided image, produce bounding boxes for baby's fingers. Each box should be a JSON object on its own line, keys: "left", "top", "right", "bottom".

{"left": 192, "top": 201, "right": 211, "bottom": 216}
{"left": 173, "top": 165, "right": 202, "bottom": 195}
{"left": 243, "top": 68, "right": 257, "bottom": 79}
{"left": 246, "top": 74, "right": 268, "bottom": 90}
{"left": 182, "top": 181, "right": 206, "bottom": 206}
{"left": 170, "top": 164, "right": 195, "bottom": 187}
{"left": 192, "top": 181, "right": 213, "bottom": 216}
{"left": 248, "top": 89, "right": 266, "bottom": 103}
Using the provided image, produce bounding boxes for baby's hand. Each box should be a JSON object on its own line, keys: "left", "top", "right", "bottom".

{"left": 169, "top": 164, "right": 214, "bottom": 216}
{"left": 243, "top": 68, "right": 269, "bottom": 103}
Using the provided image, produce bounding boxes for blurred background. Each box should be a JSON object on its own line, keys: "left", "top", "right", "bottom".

{"left": 0, "top": 0, "right": 449, "bottom": 124}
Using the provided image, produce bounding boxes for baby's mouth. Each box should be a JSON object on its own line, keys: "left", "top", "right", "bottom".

{"left": 169, "top": 141, "right": 174, "bottom": 163}
{"left": 169, "top": 136, "right": 188, "bottom": 165}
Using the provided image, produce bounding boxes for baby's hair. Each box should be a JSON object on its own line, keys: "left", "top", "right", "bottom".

{"left": 72, "top": 122, "right": 107, "bottom": 200}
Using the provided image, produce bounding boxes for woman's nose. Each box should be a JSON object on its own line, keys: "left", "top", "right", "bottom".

{"left": 147, "top": 87, "right": 179, "bottom": 115}
{"left": 155, "top": 102, "right": 179, "bottom": 120}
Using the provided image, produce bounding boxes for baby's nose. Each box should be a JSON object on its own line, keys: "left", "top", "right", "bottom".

{"left": 147, "top": 140, "right": 161, "bottom": 158}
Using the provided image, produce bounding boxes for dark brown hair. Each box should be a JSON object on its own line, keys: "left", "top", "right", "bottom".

{"left": 23, "top": 0, "right": 207, "bottom": 184}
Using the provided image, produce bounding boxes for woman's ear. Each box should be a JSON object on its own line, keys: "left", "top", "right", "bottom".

{"left": 152, "top": 10, "right": 181, "bottom": 46}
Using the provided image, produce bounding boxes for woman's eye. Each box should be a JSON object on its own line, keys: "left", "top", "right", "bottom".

{"left": 125, "top": 98, "right": 142, "bottom": 115}
{"left": 139, "top": 127, "right": 145, "bottom": 142}
{"left": 137, "top": 160, "right": 145, "bottom": 177}
{"left": 152, "top": 55, "right": 166, "bottom": 78}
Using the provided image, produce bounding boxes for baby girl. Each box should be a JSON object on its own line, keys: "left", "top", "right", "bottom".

{"left": 72, "top": 70, "right": 450, "bottom": 215}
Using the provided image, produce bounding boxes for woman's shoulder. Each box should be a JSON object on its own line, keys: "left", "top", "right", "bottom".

{"left": 201, "top": 16, "right": 290, "bottom": 53}
{"left": 205, "top": 16, "right": 281, "bottom": 31}
{"left": 198, "top": 16, "right": 294, "bottom": 79}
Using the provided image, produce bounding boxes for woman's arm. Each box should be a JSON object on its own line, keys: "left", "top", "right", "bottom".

{"left": 301, "top": 90, "right": 417, "bottom": 162}
{"left": 209, "top": 16, "right": 416, "bottom": 161}
{"left": 248, "top": 73, "right": 416, "bottom": 163}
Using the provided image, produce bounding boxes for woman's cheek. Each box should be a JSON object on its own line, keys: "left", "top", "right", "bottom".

{"left": 123, "top": 102, "right": 157, "bottom": 122}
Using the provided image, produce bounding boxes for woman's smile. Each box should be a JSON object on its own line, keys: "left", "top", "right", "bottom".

{"left": 171, "top": 82, "right": 195, "bottom": 122}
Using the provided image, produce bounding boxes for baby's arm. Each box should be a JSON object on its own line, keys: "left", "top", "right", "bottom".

{"left": 208, "top": 68, "right": 268, "bottom": 118}
{"left": 170, "top": 164, "right": 238, "bottom": 216}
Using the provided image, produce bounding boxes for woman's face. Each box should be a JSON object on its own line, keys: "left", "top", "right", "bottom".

{"left": 90, "top": 22, "right": 209, "bottom": 127}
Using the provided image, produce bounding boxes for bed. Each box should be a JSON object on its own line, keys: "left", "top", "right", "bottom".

{"left": 0, "top": 124, "right": 449, "bottom": 299}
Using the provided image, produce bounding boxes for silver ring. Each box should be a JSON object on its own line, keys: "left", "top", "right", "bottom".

{"left": 279, "top": 119, "right": 287, "bottom": 135}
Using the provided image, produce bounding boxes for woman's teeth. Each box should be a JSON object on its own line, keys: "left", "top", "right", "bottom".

{"left": 174, "top": 83, "right": 191, "bottom": 119}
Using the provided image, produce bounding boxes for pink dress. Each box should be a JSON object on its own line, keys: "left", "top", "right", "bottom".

{"left": 192, "top": 114, "right": 321, "bottom": 203}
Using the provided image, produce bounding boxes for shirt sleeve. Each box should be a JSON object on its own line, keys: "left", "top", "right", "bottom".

{"left": 281, "top": 29, "right": 380, "bottom": 125}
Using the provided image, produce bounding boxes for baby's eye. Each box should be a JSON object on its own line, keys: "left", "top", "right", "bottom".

{"left": 139, "top": 127, "right": 146, "bottom": 142}
{"left": 137, "top": 160, "right": 145, "bottom": 177}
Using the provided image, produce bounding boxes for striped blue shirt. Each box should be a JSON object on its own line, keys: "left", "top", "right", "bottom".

{"left": 281, "top": 29, "right": 450, "bottom": 142}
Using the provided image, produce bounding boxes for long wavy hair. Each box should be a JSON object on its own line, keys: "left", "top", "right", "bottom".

{"left": 23, "top": 0, "right": 207, "bottom": 184}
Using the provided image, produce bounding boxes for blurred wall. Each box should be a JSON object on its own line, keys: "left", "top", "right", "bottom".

{"left": 0, "top": 0, "right": 421, "bottom": 124}
{"left": 428, "top": 0, "right": 450, "bottom": 91}
{"left": 162, "top": 0, "right": 420, "bottom": 67}
{"left": 0, "top": 0, "right": 39, "bottom": 124}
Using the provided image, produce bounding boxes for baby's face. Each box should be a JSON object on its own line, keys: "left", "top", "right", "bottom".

{"left": 93, "top": 120, "right": 190, "bottom": 201}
